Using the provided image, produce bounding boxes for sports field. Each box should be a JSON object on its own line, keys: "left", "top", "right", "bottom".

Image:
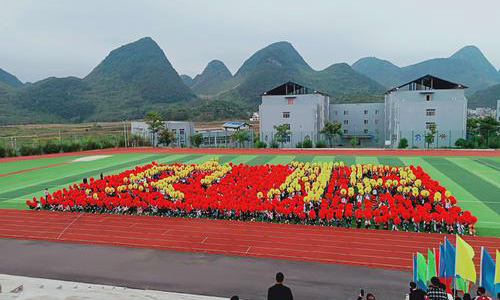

{"left": 0, "top": 149, "right": 499, "bottom": 236}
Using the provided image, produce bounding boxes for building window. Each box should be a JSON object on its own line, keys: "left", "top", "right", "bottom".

{"left": 179, "top": 129, "right": 185, "bottom": 135}
{"left": 344, "top": 110, "right": 348, "bottom": 115}
{"left": 282, "top": 112, "right": 290, "bottom": 118}
{"left": 426, "top": 95, "right": 432, "bottom": 101}
{"left": 426, "top": 122, "right": 436, "bottom": 130}
{"left": 343, "top": 129, "right": 348, "bottom": 134}
{"left": 375, "top": 119, "right": 379, "bottom": 125}
{"left": 364, "top": 120, "right": 368, "bottom": 125}
{"left": 426, "top": 108, "right": 436, "bottom": 116}
{"left": 364, "top": 110, "right": 368, "bottom": 115}
{"left": 343, "top": 120, "right": 348, "bottom": 125}
{"left": 364, "top": 129, "right": 369, "bottom": 134}
{"left": 375, "top": 110, "right": 379, "bottom": 114}
{"left": 287, "top": 98, "right": 294, "bottom": 105}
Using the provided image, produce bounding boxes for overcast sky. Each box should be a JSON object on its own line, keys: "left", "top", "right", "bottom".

{"left": 1, "top": 0, "right": 499, "bottom": 83}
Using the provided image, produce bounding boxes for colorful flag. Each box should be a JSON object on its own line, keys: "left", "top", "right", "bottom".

{"left": 439, "top": 243, "right": 446, "bottom": 277}
{"left": 417, "top": 252, "right": 428, "bottom": 290}
{"left": 413, "top": 254, "right": 417, "bottom": 283}
{"left": 479, "top": 247, "right": 497, "bottom": 295}
{"left": 455, "top": 235, "right": 476, "bottom": 283}
{"left": 427, "top": 248, "right": 437, "bottom": 279}
{"left": 495, "top": 250, "right": 500, "bottom": 287}
{"left": 444, "top": 236, "right": 455, "bottom": 277}
{"left": 456, "top": 275, "right": 470, "bottom": 293}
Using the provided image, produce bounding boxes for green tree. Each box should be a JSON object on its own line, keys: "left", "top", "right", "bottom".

{"left": 231, "top": 130, "right": 249, "bottom": 148}
{"left": 398, "top": 138, "right": 408, "bottom": 149}
{"left": 144, "top": 110, "right": 163, "bottom": 147}
{"left": 320, "top": 121, "right": 342, "bottom": 147}
{"left": 350, "top": 137, "right": 358, "bottom": 148}
{"left": 189, "top": 133, "right": 203, "bottom": 148}
{"left": 425, "top": 123, "right": 437, "bottom": 149}
{"left": 273, "top": 124, "right": 290, "bottom": 147}
{"left": 158, "top": 128, "right": 176, "bottom": 147}
{"left": 478, "top": 116, "right": 499, "bottom": 143}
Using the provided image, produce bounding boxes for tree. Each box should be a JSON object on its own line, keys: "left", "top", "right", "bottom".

{"left": 274, "top": 124, "right": 290, "bottom": 147}
{"left": 425, "top": 123, "right": 437, "bottom": 149}
{"left": 320, "top": 122, "right": 342, "bottom": 147}
{"left": 158, "top": 128, "right": 176, "bottom": 147}
{"left": 231, "top": 130, "right": 249, "bottom": 148}
{"left": 189, "top": 133, "right": 203, "bottom": 148}
{"left": 398, "top": 138, "right": 408, "bottom": 149}
{"left": 350, "top": 137, "right": 358, "bottom": 148}
{"left": 478, "top": 116, "right": 499, "bottom": 142}
{"left": 144, "top": 110, "right": 163, "bottom": 147}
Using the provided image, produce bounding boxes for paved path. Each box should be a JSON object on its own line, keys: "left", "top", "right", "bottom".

{"left": 0, "top": 238, "right": 410, "bottom": 300}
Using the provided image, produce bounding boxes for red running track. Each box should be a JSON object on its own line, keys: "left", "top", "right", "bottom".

{"left": 0, "top": 209, "right": 498, "bottom": 271}
{"left": 1, "top": 147, "right": 499, "bottom": 163}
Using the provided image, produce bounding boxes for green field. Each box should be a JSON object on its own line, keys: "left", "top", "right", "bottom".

{"left": 1, "top": 153, "right": 499, "bottom": 237}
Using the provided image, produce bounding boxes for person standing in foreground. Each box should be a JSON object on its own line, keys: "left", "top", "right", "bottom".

{"left": 409, "top": 282, "right": 426, "bottom": 300}
{"left": 474, "top": 287, "right": 492, "bottom": 300}
{"left": 427, "top": 277, "right": 448, "bottom": 300}
{"left": 267, "top": 272, "right": 293, "bottom": 300}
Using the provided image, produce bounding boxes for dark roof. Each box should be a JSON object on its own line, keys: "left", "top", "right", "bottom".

{"left": 262, "top": 81, "right": 330, "bottom": 97}
{"left": 386, "top": 75, "right": 468, "bottom": 93}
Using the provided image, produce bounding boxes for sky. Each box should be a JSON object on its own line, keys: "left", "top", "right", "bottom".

{"left": 1, "top": 0, "right": 499, "bottom": 83}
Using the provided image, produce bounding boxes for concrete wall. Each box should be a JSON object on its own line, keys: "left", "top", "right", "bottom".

{"left": 330, "top": 103, "right": 385, "bottom": 146}
{"left": 384, "top": 89, "right": 467, "bottom": 148}
{"left": 259, "top": 93, "right": 329, "bottom": 147}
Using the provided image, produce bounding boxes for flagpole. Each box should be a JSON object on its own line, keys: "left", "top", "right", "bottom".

{"left": 434, "top": 247, "right": 437, "bottom": 278}
{"left": 479, "top": 246, "right": 484, "bottom": 287}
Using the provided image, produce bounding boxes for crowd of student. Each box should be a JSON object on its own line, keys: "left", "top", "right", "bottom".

{"left": 26, "top": 160, "right": 478, "bottom": 234}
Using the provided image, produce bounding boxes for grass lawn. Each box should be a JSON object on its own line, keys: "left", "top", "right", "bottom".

{"left": 1, "top": 153, "right": 498, "bottom": 237}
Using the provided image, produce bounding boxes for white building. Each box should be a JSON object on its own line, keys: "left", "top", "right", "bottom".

{"left": 130, "top": 121, "right": 195, "bottom": 147}
{"left": 259, "top": 82, "right": 330, "bottom": 147}
{"left": 384, "top": 75, "right": 467, "bottom": 148}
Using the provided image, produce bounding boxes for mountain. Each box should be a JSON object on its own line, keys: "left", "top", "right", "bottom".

{"left": 190, "top": 60, "right": 233, "bottom": 96}
{"left": 0, "top": 67, "right": 23, "bottom": 88}
{"left": 352, "top": 45, "right": 500, "bottom": 93}
{"left": 1, "top": 37, "right": 197, "bottom": 124}
{"left": 468, "top": 83, "right": 500, "bottom": 108}
{"left": 215, "top": 41, "right": 385, "bottom": 107}
{"left": 180, "top": 75, "right": 193, "bottom": 87}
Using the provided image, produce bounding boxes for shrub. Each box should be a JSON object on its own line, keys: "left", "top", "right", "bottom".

{"left": 0, "top": 145, "right": 5, "bottom": 158}
{"left": 270, "top": 140, "right": 279, "bottom": 148}
{"left": 315, "top": 140, "right": 327, "bottom": 148}
{"left": 398, "top": 138, "right": 408, "bottom": 149}
{"left": 99, "top": 139, "right": 115, "bottom": 149}
{"left": 302, "top": 139, "right": 313, "bottom": 148}
{"left": 42, "top": 141, "right": 61, "bottom": 154}
{"left": 81, "top": 140, "right": 100, "bottom": 150}
{"left": 295, "top": 142, "right": 303, "bottom": 148}
{"left": 254, "top": 140, "right": 267, "bottom": 148}
{"left": 61, "top": 141, "right": 81, "bottom": 153}
{"left": 454, "top": 138, "right": 467, "bottom": 148}
{"left": 19, "top": 144, "right": 34, "bottom": 156}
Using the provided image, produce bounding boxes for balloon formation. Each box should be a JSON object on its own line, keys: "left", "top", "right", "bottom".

{"left": 26, "top": 159, "right": 478, "bottom": 235}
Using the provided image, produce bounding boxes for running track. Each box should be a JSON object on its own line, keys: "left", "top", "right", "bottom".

{"left": 0, "top": 210, "right": 498, "bottom": 271}
{"left": 0, "top": 147, "right": 498, "bottom": 163}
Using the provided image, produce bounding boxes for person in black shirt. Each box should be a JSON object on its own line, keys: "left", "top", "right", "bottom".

{"left": 268, "top": 272, "right": 294, "bottom": 300}
{"left": 409, "top": 282, "right": 426, "bottom": 300}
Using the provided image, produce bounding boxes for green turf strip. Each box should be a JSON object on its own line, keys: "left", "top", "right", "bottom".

{"left": 183, "top": 154, "right": 221, "bottom": 164}
{"left": 377, "top": 156, "right": 405, "bottom": 167}
{"left": 400, "top": 157, "right": 499, "bottom": 237}
{"left": 229, "top": 155, "right": 257, "bottom": 165}
{"left": 312, "top": 155, "right": 335, "bottom": 163}
{"left": 423, "top": 157, "right": 500, "bottom": 214}
{"left": 217, "top": 155, "right": 238, "bottom": 164}
{"left": 0, "top": 154, "right": 164, "bottom": 201}
{"left": 246, "top": 155, "right": 275, "bottom": 166}
{"left": 355, "top": 156, "right": 379, "bottom": 165}
{"left": 267, "top": 155, "right": 295, "bottom": 165}
{"left": 474, "top": 158, "right": 500, "bottom": 172}
{"left": 447, "top": 157, "right": 500, "bottom": 189}
{"left": 336, "top": 156, "right": 355, "bottom": 166}
{"left": 293, "top": 155, "right": 315, "bottom": 163}
{"left": 0, "top": 156, "right": 82, "bottom": 174}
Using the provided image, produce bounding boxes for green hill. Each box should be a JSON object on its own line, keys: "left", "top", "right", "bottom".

{"left": 352, "top": 45, "right": 500, "bottom": 93}
{"left": 190, "top": 60, "right": 233, "bottom": 96}
{"left": 0, "top": 67, "right": 23, "bottom": 88}
{"left": 468, "top": 83, "right": 500, "bottom": 108}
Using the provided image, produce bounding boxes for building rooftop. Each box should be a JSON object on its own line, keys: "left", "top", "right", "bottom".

{"left": 222, "top": 121, "right": 250, "bottom": 129}
{"left": 262, "top": 81, "right": 330, "bottom": 97}
{"left": 386, "top": 75, "right": 468, "bottom": 93}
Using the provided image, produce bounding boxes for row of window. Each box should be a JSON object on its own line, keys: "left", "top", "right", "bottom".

{"left": 343, "top": 119, "right": 379, "bottom": 125}
{"left": 333, "top": 109, "right": 380, "bottom": 116}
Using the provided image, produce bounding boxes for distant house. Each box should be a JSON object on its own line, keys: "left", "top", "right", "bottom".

{"left": 384, "top": 75, "right": 468, "bottom": 148}
{"left": 130, "top": 121, "right": 195, "bottom": 147}
{"left": 222, "top": 122, "right": 251, "bottom": 131}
